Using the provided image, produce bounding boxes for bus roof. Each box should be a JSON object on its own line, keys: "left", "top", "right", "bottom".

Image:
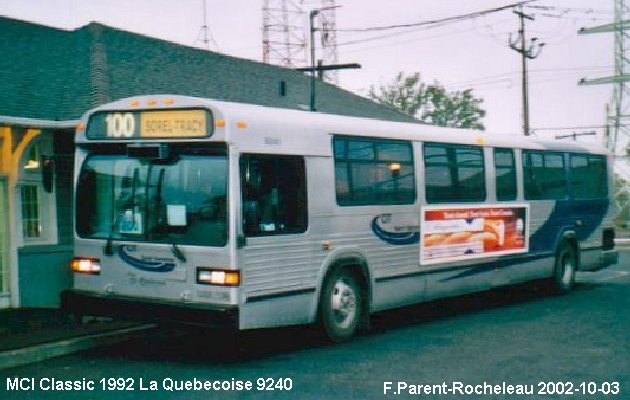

{"left": 78, "top": 94, "right": 610, "bottom": 157}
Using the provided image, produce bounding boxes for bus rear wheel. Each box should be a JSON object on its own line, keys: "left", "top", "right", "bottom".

{"left": 551, "top": 242, "right": 577, "bottom": 294}
{"left": 319, "top": 268, "right": 362, "bottom": 342}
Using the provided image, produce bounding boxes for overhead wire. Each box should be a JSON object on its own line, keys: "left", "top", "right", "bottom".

{"left": 333, "top": 1, "right": 612, "bottom": 51}
{"left": 339, "top": 24, "right": 480, "bottom": 55}
{"left": 334, "top": 0, "right": 537, "bottom": 33}
{"left": 330, "top": 0, "right": 613, "bottom": 50}
{"left": 531, "top": 124, "right": 613, "bottom": 132}
{"left": 333, "top": 0, "right": 539, "bottom": 47}
{"left": 336, "top": 20, "right": 459, "bottom": 47}
{"left": 330, "top": 1, "right": 613, "bottom": 127}
{"left": 524, "top": 5, "right": 613, "bottom": 15}
{"left": 444, "top": 66, "right": 613, "bottom": 90}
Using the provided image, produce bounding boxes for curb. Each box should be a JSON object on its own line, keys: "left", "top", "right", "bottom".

{"left": 0, "top": 324, "right": 155, "bottom": 371}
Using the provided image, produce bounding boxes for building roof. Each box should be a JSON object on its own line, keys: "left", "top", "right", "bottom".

{"left": 0, "top": 15, "right": 416, "bottom": 124}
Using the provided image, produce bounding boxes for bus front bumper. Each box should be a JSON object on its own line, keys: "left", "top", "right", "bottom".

{"left": 61, "top": 290, "right": 238, "bottom": 328}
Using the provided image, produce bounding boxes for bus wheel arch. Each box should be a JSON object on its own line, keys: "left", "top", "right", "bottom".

{"left": 317, "top": 257, "right": 371, "bottom": 342}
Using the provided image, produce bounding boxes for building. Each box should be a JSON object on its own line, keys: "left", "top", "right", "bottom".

{"left": 0, "top": 15, "right": 414, "bottom": 308}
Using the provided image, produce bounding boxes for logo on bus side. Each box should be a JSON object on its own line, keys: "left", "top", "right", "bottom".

{"left": 371, "top": 214, "right": 420, "bottom": 245}
{"left": 118, "top": 246, "right": 176, "bottom": 272}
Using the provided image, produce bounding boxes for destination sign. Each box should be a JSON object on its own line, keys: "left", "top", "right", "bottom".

{"left": 86, "top": 109, "right": 212, "bottom": 139}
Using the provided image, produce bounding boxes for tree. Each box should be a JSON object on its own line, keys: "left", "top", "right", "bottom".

{"left": 368, "top": 71, "right": 486, "bottom": 130}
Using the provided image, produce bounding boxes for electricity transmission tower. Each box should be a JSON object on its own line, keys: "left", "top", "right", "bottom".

{"left": 579, "top": 0, "right": 630, "bottom": 205}
{"left": 579, "top": 0, "right": 630, "bottom": 156}
{"left": 262, "top": 0, "right": 339, "bottom": 84}
{"left": 317, "top": 0, "right": 339, "bottom": 84}
{"left": 262, "top": 0, "right": 308, "bottom": 67}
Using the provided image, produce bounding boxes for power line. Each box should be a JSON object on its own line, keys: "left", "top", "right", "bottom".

{"left": 340, "top": 25, "right": 477, "bottom": 55}
{"left": 332, "top": 1, "right": 611, "bottom": 50}
{"left": 525, "top": 5, "right": 614, "bottom": 15}
{"left": 333, "top": 0, "right": 537, "bottom": 33}
{"left": 338, "top": 24, "right": 480, "bottom": 53}
{"left": 531, "top": 124, "right": 616, "bottom": 131}
{"left": 335, "top": 14, "right": 507, "bottom": 48}
{"left": 446, "top": 66, "right": 613, "bottom": 88}
{"left": 334, "top": 1, "right": 608, "bottom": 50}
{"left": 445, "top": 72, "right": 613, "bottom": 92}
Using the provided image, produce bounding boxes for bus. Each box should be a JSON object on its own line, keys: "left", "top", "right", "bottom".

{"left": 62, "top": 95, "right": 618, "bottom": 342}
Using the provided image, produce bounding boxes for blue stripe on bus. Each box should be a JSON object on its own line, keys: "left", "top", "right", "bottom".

{"left": 118, "top": 245, "right": 176, "bottom": 272}
{"left": 528, "top": 198, "right": 608, "bottom": 252}
{"left": 375, "top": 251, "right": 554, "bottom": 283}
{"left": 438, "top": 252, "right": 554, "bottom": 282}
{"left": 371, "top": 216, "right": 420, "bottom": 245}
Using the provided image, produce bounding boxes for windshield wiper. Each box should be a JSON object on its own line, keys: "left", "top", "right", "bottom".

{"left": 171, "top": 243, "right": 187, "bottom": 263}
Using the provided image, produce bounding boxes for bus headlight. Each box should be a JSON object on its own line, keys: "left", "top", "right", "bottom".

{"left": 196, "top": 268, "right": 240, "bottom": 286}
{"left": 71, "top": 257, "right": 101, "bottom": 275}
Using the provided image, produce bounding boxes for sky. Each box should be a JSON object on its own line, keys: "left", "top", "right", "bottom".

{"left": 0, "top": 0, "right": 616, "bottom": 142}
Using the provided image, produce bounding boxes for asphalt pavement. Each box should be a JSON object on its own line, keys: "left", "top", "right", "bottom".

{"left": 1, "top": 254, "right": 629, "bottom": 399}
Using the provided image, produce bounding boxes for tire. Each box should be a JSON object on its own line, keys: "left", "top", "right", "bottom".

{"left": 551, "top": 242, "right": 577, "bottom": 294}
{"left": 319, "top": 268, "right": 362, "bottom": 342}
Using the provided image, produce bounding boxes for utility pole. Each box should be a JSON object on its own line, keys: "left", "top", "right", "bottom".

{"left": 555, "top": 131, "right": 597, "bottom": 141}
{"left": 307, "top": 5, "right": 351, "bottom": 111}
{"left": 309, "top": 9, "right": 319, "bottom": 112}
{"left": 509, "top": 6, "right": 544, "bottom": 136}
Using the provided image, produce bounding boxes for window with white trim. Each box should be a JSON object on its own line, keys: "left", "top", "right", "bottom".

{"left": 16, "top": 135, "right": 58, "bottom": 246}
{"left": 21, "top": 185, "right": 41, "bottom": 239}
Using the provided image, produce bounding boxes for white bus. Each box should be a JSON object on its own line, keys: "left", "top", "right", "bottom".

{"left": 62, "top": 95, "right": 618, "bottom": 341}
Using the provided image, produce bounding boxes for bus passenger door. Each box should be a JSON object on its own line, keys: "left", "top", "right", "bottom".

{"left": 238, "top": 154, "right": 313, "bottom": 329}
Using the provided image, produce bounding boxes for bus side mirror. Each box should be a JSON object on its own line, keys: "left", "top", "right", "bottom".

{"left": 42, "top": 156, "right": 55, "bottom": 193}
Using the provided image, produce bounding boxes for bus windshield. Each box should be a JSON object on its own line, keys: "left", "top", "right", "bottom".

{"left": 76, "top": 148, "right": 228, "bottom": 247}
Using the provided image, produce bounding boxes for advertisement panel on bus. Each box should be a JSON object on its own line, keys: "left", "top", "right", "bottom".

{"left": 420, "top": 204, "right": 529, "bottom": 265}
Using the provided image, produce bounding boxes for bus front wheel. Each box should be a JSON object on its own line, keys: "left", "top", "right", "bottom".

{"left": 551, "top": 242, "right": 577, "bottom": 293}
{"left": 319, "top": 268, "right": 362, "bottom": 342}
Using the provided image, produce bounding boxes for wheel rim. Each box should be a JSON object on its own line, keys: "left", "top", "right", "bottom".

{"left": 330, "top": 278, "right": 357, "bottom": 330}
{"left": 560, "top": 252, "right": 575, "bottom": 288}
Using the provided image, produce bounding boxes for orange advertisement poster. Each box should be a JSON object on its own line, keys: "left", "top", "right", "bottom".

{"left": 420, "top": 204, "right": 529, "bottom": 265}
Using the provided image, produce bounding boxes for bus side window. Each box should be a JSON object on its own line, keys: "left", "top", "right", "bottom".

{"left": 523, "top": 151, "right": 567, "bottom": 200}
{"left": 333, "top": 136, "right": 415, "bottom": 206}
{"left": 241, "top": 154, "right": 307, "bottom": 236}
{"left": 424, "top": 143, "right": 485, "bottom": 203}
{"left": 570, "top": 154, "right": 608, "bottom": 199}
{"left": 494, "top": 148, "right": 517, "bottom": 201}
